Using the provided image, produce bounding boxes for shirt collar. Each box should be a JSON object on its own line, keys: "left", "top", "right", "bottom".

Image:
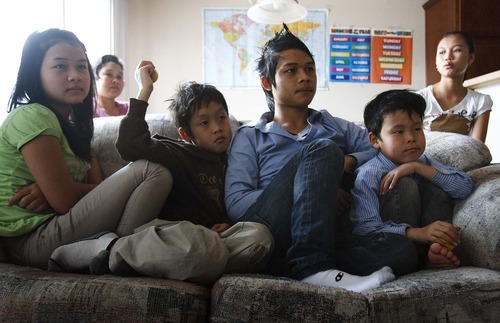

{"left": 255, "top": 108, "right": 322, "bottom": 133}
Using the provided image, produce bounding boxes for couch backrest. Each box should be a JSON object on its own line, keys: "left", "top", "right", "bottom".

{"left": 92, "top": 113, "right": 242, "bottom": 178}
{"left": 92, "top": 114, "right": 179, "bottom": 178}
{"left": 93, "top": 114, "right": 492, "bottom": 179}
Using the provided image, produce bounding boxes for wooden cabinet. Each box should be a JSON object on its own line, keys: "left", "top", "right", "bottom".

{"left": 423, "top": 0, "right": 500, "bottom": 85}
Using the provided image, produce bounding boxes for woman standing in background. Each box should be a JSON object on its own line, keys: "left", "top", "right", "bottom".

{"left": 417, "top": 31, "right": 493, "bottom": 143}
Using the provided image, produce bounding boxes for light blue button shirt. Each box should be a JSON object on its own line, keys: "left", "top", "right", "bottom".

{"left": 350, "top": 152, "right": 474, "bottom": 236}
{"left": 225, "top": 109, "right": 377, "bottom": 221}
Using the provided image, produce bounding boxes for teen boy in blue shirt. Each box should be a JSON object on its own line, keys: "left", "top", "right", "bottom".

{"left": 225, "top": 25, "right": 399, "bottom": 293}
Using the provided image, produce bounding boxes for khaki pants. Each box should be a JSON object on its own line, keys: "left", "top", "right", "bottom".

{"left": 4, "top": 160, "right": 172, "bottom": 269}
{"left": 109, "top": 219, "right": 274, "bottom": 285}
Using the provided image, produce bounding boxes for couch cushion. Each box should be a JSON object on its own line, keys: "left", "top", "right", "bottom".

{"left": 0, "top": 262, "right": 210, "bottom": 321}
{"left": 211, "top": 268, "right": 500, "bottom": 323}
{"left": 211, "top": 274, "right": 370, "bottom": 322}
{"left": 424, "top": 131, "right": 492, "bottom": 171}
{"left": 367, "top": 267, "right": 500, "bottom": 322}
{"left": 92, "top": 114, "right": 179, "bottom": 178}
{"left": 453, "top": 164, "right": 500, "bottom": 271}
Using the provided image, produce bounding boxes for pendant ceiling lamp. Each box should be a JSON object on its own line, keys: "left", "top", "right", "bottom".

{"left": 247, "top": 0, "right": 308, "bottom": 24}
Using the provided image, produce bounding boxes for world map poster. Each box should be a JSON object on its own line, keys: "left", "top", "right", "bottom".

{"left": 203, "top": 8, "right": 328, "bottom": 89}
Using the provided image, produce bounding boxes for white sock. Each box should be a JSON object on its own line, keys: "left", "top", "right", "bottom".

{"left": 49, "top": 232, "right": 118, "bottom": 272}
{"left": 301, "top": 266, "right": 395, "bottom": 293}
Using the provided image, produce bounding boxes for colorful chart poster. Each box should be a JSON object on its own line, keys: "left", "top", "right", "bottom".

{"left": 329, "top": 28, "right": 371, "bottom": 83}
{"left": 370, "top": 29, "right": 413, "bottom": 84}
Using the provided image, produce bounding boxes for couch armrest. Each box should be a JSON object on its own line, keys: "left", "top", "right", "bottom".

{"left": 453, "top": 164, "right": 500, "bottom": 271}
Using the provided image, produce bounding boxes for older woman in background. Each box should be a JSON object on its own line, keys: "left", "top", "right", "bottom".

{"left": 93, "top": 54, "right": 129, "bottom": 117}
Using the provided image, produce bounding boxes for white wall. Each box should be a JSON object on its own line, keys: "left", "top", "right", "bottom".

{"left": 0, "top": 0, "right": 113, "bottom": 122}
{"left": 123, "top": 0, "right": 428, "bottom": 122}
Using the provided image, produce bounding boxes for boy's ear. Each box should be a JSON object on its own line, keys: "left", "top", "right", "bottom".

{"left": 368, "top": 132, "right": 380, "bottom": 149}
{"left": 178, "top": 127, "right": 192, "bottom": 142}
{"left": 261, "top": 76, "right": 272, "bottom": 91}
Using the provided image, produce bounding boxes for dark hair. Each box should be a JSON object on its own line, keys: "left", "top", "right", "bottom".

{"left": 8, "top": 28, "right": 95, "bottom": 162}
{"left": 168, "top": 82, "right": 228, "bottom": 136}
{"left": 364, "top": 89, "right": 426, "bottom": 137}
{"left": 94, "top": 54, "right": 124, "bottom": 78}
{"left": 256, "top": 23, "right": 314, "bottom": 112}
{"left": 441, "top": 31, "right": 475, "bottom": 54}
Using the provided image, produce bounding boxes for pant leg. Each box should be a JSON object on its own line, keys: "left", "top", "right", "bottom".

{"left": 419, "top": 180, "right": 454, "bottom": 225}
{"left": 112, "top": 161, "right": 173, "bottom": 235}
{"left": 4, "top": 160, "right": 172, "bottom": 269}
{"left": 336, "top": 176, "right": 419, "bottom": 276}
{"left": 336, "top": 232, "right": 419, "bottom": 276}
{"left": 109, "top": 219, "right": 228, "bottom": 285}
{"left": 220, "top": 222, "right": 274, "bottom": 274}
{"left": 380, "top": 177, "right": 421, "bottom": 227}
{"left": 379, "top": 176, "right": 436, "bottom": 268}
{"left": 241, "top": 139, "right": 344, "bottom": 280}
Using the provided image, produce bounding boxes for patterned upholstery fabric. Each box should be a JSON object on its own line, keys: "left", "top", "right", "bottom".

{"left": 0, "top": 263, "right": 210, "bottom": 322}
{"left": 211, "top": 274, "right": 370, "bottom": 322}
{"left": 211, "top": 268, "right": 500, "bottom": 323}
{"left": 453, "top": 164, "right": 500, "bottom": 270}
{"left": 367, "top": 267, "right": 500, "bottom": 322}
{"left": 423, "top": 131, "right": 499, "bottom": 271}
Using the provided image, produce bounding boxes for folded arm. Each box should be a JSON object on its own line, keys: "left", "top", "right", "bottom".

{"left": 20, "top": 135, "right": 97, "bottom": 214}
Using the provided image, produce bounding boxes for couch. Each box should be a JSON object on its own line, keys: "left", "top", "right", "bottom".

{"left": 0, "top": 114, "right": 499, "bottom": 322}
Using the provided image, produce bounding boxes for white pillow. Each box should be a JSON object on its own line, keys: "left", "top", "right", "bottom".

{"left": 424, "top": 131, "right": 492, "bottom": 171}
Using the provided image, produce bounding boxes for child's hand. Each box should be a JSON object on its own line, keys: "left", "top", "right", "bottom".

{"left": 380, "top": 163, "right": 416, "bottom": 195}
{"left": 7, "top": 183, "right": 49, "bottom": 212}
{"left": 211, "top": 223, "right": 230, "bottom": 234}
{"left": 407, "top": 221, "right": 460, "bottom": 250}
{"left": 134, "top": 60, "right": 156, "bottom": 102}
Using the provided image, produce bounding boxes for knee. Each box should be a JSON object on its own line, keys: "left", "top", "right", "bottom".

{"left": 386, "top": 177, "right": 420, "bottom": 211}
{"left": 146, "top": 161, "right": 173, "bottom": 192}
{"left": 393, "top": 177, "right": 419, "bottom": 195}
{"left": 158, "top": 166, "right": 173, "bottom": 192}
{"left": 148, "top": 161, "right": 172, "bottom": 179}
{"left": 394, "top": 176, "right": 418, "bottom": 194}
{"left": 310, "top": 138, "right": 340, "bottom": 153}
{"left": 306, "top": 139, "right": 343, "bottom": 165}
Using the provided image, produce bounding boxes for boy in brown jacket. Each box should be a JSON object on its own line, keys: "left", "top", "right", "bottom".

{"left": 49, "top": 61, "right": 273, "bottom": 284}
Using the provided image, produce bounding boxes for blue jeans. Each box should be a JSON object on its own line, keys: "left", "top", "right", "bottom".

{"left": 241, "top": 139, "right": 343, "bottom": 280}
{"left": 336, "top": 232, "right": 418, "bottom": 276}
{"left": 380, "top": 177, "right": 453, "bottom": 227}
{"left": 380, "top": 176, "right": 453, "bottom": 269}
{"left": 337, "top": 176, "right": 453, "bottom": 276}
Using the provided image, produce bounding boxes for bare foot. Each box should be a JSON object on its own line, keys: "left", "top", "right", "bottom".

{"left": 426, "top": 242, "right": 460, "bottom": 269}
